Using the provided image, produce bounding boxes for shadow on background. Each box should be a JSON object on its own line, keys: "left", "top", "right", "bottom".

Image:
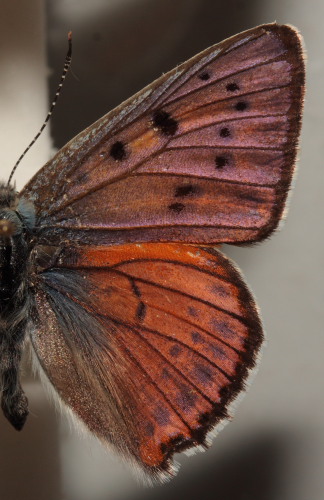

{"left": 0, "top": 380, "right": 60, "bottom": 500}
{"left": 46, "top": 0, "right": 260, "bottom": 148}
{"left": 138, "top": 429, "right": 290, "bottom": 500}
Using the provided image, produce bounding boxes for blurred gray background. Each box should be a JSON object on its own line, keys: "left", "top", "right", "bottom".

{"left": 0, "top": 0, "right": 323, "bottom": 499}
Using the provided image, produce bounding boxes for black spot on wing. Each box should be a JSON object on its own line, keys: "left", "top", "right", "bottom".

{"left": 176, "top": 387, "right": 198, "bottom": 412}
{"left": 235, "top": 101, "right": 248, "bottom": 111}
{"left": 162, "top": 368, "right": 170, "bottom": 379}
{"left": 153, "top": 110, "right": 178, "bottom": 136}
{"left": 198, "top": 71, "right": 211, "bottom": 81}
{"left": 194, "top": 364, "right": 213, "bottom": 385}
{"left": 168, "top": 202, "right": 185, "bottom": 213}
{"left": 219, "top": 127, "right": 231, "bottom": 138}
{"left": 169, "top": 345, "right": 182, "bottom": 357}
{"left": 210, "top": 319, "right": 236, "bottom": 339}
{"left": 110, "top": 141, "right": 127, "bottom": 160}
{"left": 226, "top": 82, "right": 240, "bottom": 92}
{"left": 131, "top": 280, "right": 141, "bottom": 298}
{"left": 145, "top": 422, "right": 155, "bottom": 436}
{"left": 191, "top": 331, "right": 204, "bottom": 344}
{"left": 188, "top": 307, "right": 199, "bottom": 318}
{"left": 175, "top": 184, "right": 199, "bottom": 198}
{"left": 239, "top": 192, "right": 263, "bottom": 203}
{"left": 210, "top": 344, "right": 227, "bottom": 360}
{"left": 154, "top": 405, "right": 171, "bottom": 426}
{"left": 136, "top": 301, "right": 146, "bottom": 321}
{"left": 215, "top": 155, "right": 229, "bottom": 169}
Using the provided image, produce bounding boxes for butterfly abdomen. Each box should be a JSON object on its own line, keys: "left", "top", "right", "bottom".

{"left": 0, "top": 183, "right": 34, "bottom": 430}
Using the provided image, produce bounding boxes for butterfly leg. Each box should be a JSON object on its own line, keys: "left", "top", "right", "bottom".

{"left": 0, "top": 324, "right": 29, "bottom": 430}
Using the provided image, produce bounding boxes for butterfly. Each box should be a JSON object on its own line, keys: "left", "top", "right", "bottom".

{"left": 0, "top": 23, "right": 305, "bottom": 482}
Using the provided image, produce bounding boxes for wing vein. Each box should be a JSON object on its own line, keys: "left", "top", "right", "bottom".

{"left": 171, "top": 112, "right": 287, "bottom": 139}
{"left": 106, "top": 264, "right": 249, "bottom": 325}
{"left": 39, "top": 222, "right": 262, "bottom": 232}
{"left": 131, "top": 172, "right": 277, "bottom": 189}
{"left": 113, "top": 335, "right": 194, "bottom": 432}
{"left": 158, "top": 31, "right": 268, "bottom": 107}
{"left": 110, "top": 317, "right": 222, "bottom": 404}
{"left": 163, "top": 62, "right": 291, "bottom": 109}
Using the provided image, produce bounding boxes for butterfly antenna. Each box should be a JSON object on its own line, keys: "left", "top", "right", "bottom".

{"left": 7, "top": 31, "right": 73, "bottom": 186}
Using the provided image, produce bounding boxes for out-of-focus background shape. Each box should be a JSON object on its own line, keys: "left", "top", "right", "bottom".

{"left": 0, "top": 1, "right": 323, "bottom": 499}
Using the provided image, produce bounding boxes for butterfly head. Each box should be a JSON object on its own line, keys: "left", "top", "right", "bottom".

{"left": 0, "top": 182, "right": 35, "bottom": 240}
{"left": 0, "top": 183, "right": 20, "bottom": 239}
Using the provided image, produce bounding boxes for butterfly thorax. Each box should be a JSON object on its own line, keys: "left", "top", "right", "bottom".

{"left": 0, "top": 182, "right": 35, "bottom": 430}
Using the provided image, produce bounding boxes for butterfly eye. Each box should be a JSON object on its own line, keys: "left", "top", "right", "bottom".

{"left": 0, "top": 218, "right": 15, "bottom": 237}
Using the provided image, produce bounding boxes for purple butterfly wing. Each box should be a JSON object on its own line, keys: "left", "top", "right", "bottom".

{"left": 20, "top": 23, "right": 305, "bottom": 246}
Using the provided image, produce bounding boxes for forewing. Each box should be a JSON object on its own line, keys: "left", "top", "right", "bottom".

{"left": 20, "top": 23, "right": 304, "bottom": 246}
{"left": 30, "top": 243, "right": 263, "bottom": 480}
